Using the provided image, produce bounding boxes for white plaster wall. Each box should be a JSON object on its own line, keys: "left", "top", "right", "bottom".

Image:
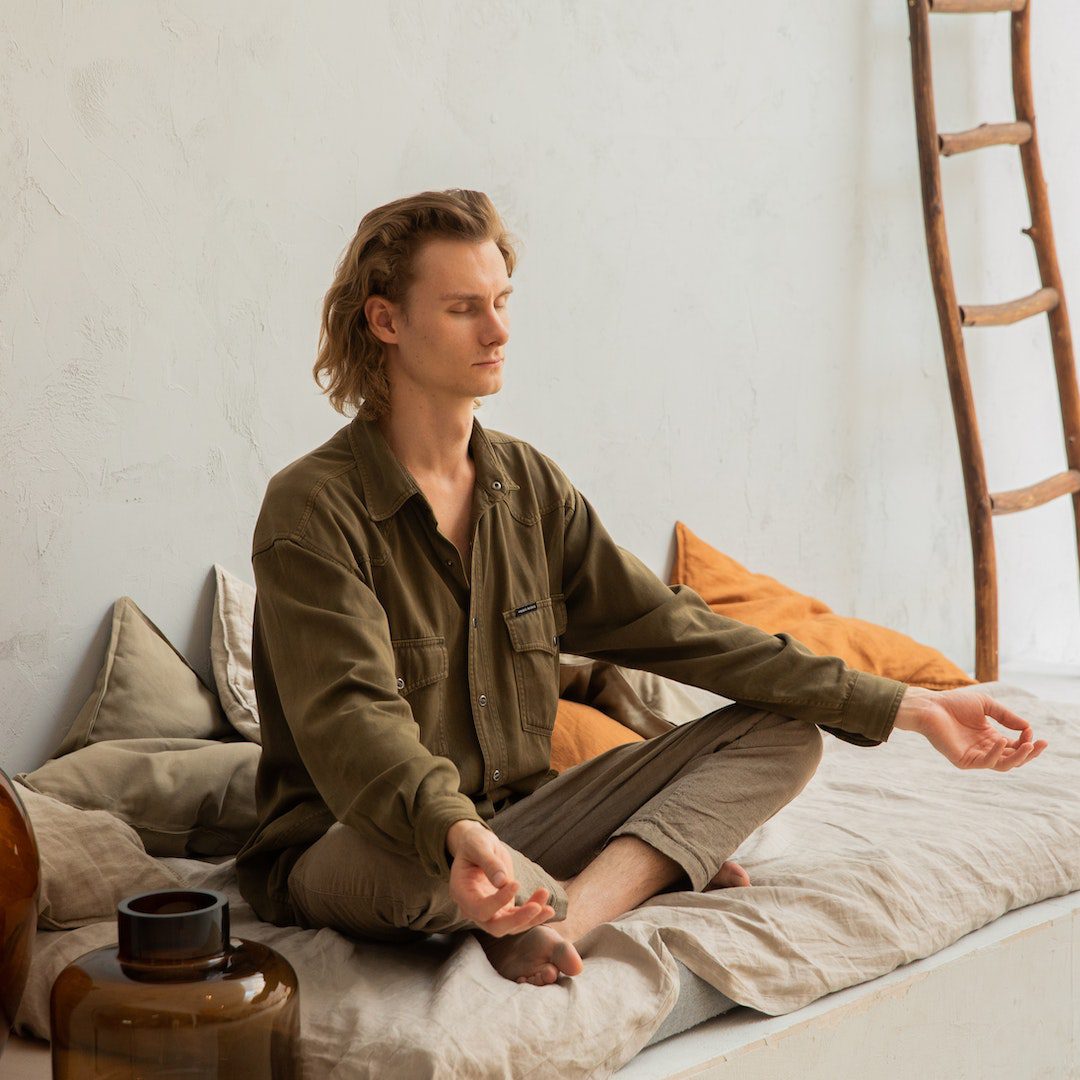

{"left": 2, "top": 2, "right": 1078, "bottom": 775}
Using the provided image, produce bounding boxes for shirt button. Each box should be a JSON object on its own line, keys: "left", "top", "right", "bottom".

{"left": 552, "top": 635, "right": 558, "bottom": 645}
{"left": 472, "top": 616, "right": 479, "bottom": 627}
{"left": 491, "top": 480, "right": 502, "bottom": 490}
{"left": 478, "top": 694, "right": 487, "bottom": 706}
{"left": 492, "top": 769, "right": 502, "bottom": 782}
{"left": 445, "top": 559, "right": 453, "bottom": 566}
{"left": 396, "top": 677, "right": 405, "bottom": 690}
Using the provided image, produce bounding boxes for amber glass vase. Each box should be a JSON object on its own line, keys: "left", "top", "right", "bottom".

{"left": 50, "top": 888, "right": 301, "bottom": 1078}
{"left": 1, "top": 768, "right": 41, "bottom": 1059}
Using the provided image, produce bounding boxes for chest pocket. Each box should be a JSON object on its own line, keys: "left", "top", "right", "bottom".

{"left": 391, "top": 636, "right": 449, "bottom": 755}
{"left": 502, "top": 595, "right": 568, "bottom": 736}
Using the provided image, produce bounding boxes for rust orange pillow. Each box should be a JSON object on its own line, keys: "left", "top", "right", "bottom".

{"left": 550, "top": 699, "right": 644, "bottom": 773}
{"left": 670, "top": 521, "right": 977, "bottom": 691}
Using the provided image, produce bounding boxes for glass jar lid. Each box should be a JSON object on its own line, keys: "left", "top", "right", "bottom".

{"left": 118, "top": 889, "right": 229, "bottom": 964}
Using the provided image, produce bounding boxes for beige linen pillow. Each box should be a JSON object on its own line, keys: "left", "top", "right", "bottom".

{"left": 210, "top": 564, "right": 260, "bottom": 743}
{"left": 16, "top": 737, "right": 260, "bottom": 858}
{"left": 54, "top": 596, "right": 236, "bottom": 757}
{"left": 13, "top": 781, "right": 183, "bottom": 930}
{"left": 610, "top": 662, "right": 734, "bottom": 727}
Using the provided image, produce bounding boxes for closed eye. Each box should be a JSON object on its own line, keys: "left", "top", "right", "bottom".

{"left": 450, "top": 302, "right": 509, "bottom": 315}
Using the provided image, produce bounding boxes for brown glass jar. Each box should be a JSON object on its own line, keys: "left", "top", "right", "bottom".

{"left": 50, "top": 888, "right": 301, "bottom": 1078}
{"left": 1, "top": 768, "right": 41, "bottom": 1059}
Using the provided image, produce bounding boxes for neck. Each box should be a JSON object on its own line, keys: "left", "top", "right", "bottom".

{"left": 375, "top": 398, "right": 476, "bottom": 484}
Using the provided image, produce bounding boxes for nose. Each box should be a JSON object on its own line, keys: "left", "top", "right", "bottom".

{"left": 482, "top": 304, "right": 509, "bottom": 347}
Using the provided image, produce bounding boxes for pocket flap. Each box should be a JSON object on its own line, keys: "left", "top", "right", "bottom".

{"left": 502, "top": 595, "right": 566, "bottom": 654}
{"left": 390, "top": 637, "right": 448, "bottom": 695}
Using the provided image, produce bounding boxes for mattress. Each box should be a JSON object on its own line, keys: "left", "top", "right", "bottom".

{"left": 12, "top": 679, "right": 1080, "bottom": 1077}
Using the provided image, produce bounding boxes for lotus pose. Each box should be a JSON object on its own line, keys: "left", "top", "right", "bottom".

{"left": 235, "top": 189, "right": 1048, "bottom": 988}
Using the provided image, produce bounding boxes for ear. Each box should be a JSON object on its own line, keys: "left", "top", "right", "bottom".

{"left": 364, "top": 295, "right": 401, "bottom": 346}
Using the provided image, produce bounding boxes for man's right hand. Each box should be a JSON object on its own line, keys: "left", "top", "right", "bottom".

{"left": 446, "top": 820, "right": 555, "bottom": 936}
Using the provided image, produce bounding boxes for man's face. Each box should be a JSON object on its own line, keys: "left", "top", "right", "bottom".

{"left": 373, "top": 236, "right": 512, "bottom": 406}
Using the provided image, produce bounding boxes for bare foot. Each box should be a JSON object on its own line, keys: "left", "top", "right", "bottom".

{"left": 475, "top": 924, "right": 584, "bottom": 986}
{"left": 706, "top": 859, "right": 751, "bottom": 888}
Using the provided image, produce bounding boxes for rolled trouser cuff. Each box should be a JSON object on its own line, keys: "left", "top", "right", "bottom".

{"left": 509, "top": 845, "right": 570, "bottom": 921}
{"left": 606, "top": 815, "right": 714, "bottom": 893}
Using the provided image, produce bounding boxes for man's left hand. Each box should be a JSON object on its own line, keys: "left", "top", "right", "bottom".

{"left": 893, "top": 686, "right": 1049, "bottom": 770}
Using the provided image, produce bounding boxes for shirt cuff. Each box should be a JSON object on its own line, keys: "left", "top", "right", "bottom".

{"left": 415, "top": 796, "right": 494, "bottom": 880}
{"left": 839, "top": 669, "right": 909, "bottom": 744}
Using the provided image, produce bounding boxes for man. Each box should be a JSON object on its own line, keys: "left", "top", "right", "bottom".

{"left": 235, "top": 189, "right": 1048, "bottom": 988}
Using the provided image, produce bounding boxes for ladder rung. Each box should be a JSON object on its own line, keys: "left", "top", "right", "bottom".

{"left": 929, "top": 0, "right": 1026, "bottom": 12}
{"left": 990, "top": 470, "right": 1080, "bottom": 514}
{"left": 960, "top": 286, "right": 1059, "bottom": 327}
{"left": 939, "top": 121, "right": 1033, "bottom": 156}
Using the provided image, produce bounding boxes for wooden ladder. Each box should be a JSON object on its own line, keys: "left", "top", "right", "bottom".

{"left": 906, "top": 0, "right": 1080, "bottom": 682}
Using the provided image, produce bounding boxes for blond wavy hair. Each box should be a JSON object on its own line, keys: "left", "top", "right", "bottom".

{"left": 312, "top": 189, "right": 519, "bottom": 420}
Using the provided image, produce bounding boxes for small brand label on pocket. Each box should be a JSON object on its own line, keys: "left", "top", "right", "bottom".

{"left": 513, "top": 602, "right": 539, "bottom": 617}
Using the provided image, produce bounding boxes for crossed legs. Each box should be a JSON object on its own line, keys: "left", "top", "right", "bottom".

{"left": 287, "top": 706, "right": 824, "bottom": 986}
{"left": 474, "top": 707, "right": 822, "bottom": 984}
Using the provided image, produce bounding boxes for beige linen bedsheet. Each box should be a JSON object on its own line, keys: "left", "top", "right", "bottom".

{"left": 14, "top": 681, "right": 1080, "bottom": 1078}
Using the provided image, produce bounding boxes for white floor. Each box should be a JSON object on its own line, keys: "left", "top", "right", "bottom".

{"left": 5, "top": 663, "right": 1079, "bottom": 1080}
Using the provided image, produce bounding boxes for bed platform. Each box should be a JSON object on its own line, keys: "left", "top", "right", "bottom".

{"left": 623, "top": 884, "right": 1080, "bottom": 1078}
{"left": 5, "top": 664, "right": 1078, "bottom": 1079}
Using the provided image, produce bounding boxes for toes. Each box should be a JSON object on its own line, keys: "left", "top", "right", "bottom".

{"left": 518, "top": 962, "right": 566, "bottom": 987}
{"left": 551, "top": 939, "right": 584, "bottom": 977}
{"left": 705, "top": 862, "right": 752, "bottom": 889}
{"left": 524, "top": 965, "right": 557, "bottom": 986}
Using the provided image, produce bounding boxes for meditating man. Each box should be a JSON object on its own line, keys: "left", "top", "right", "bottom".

{"left": 235, "top": 188, "right": 1048, "bottom": 987}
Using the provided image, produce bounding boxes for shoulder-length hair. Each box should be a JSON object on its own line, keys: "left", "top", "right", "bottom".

{"left": 313, "top": 189, "right": 519, "bottom": 419}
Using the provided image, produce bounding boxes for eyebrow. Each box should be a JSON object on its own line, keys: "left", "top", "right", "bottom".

{"left": 439, "top": 285, "right": 514, "bottom": 301}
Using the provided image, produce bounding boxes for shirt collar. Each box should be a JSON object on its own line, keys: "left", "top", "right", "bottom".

{"left": 348, "top": 412, "right": 519, "bottom": 522}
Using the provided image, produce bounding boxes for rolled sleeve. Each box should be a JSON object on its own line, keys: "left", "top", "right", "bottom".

{"left": 818, "top": 669, "right": 908, "bottom": 746}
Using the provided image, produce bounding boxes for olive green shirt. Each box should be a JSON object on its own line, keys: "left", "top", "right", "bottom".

{"left": 235, "top": 414, "right": 908, "bottom": 926}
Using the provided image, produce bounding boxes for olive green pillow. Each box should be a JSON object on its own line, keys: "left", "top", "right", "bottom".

{"left": 53, "top": 596, "right": 236, "bottom": 757}
{"left": 16, "top": 737, "right": 259, "bottom": 858}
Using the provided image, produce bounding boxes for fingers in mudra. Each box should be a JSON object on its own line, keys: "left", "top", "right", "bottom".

{"left": 469, "top": 878, "right": 518, "bottom": 920}
{"left": 485, "top": 891, "right": 556, "bottom": 936}
{"left": 977, "top": 734, "right": 1047, "bottom": 772}
{"left": 981, "top": 706, "right": 1048, "bottom": 767}
{"left": 467, "top": 882, "right": 555, "bottom": 936}
{"left": 956, "top": 725, "right": 1047, "bottom": 771}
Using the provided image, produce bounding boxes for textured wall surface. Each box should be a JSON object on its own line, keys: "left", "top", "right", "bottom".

{"left": 2, "top": 2, "right": 1078, "bottom": 774}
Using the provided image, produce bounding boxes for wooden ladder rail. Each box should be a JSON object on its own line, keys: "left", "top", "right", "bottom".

{"left": 906, "top": 0, "right": 1080, "bottom": 682}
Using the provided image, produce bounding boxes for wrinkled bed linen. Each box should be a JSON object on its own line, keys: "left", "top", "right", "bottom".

{"left": 15, "top": 681, "right": 1080, "bottom": 1078}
